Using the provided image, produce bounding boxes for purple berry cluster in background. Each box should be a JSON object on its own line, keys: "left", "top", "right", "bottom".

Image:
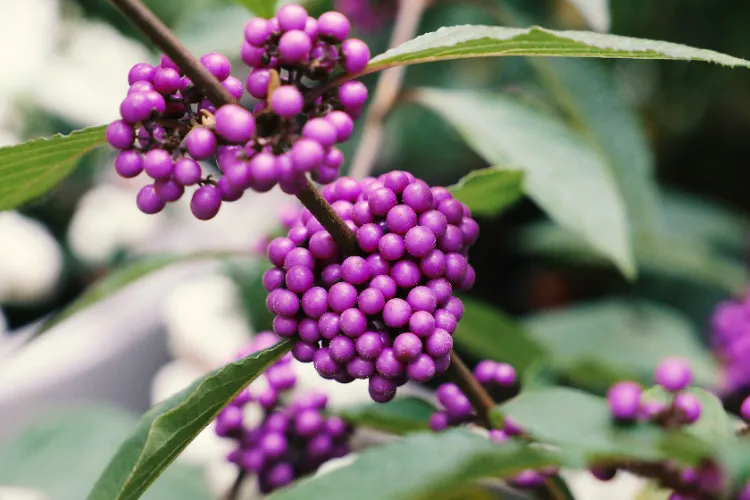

{"left": 710, "top": 295, "right": 750, "bottom": 396}
{"left": 430, "top": 360, "right": 518, "bottom": 432}
{"left": 334, "top": 0, "right": 396, "bottom": 33}
{"left": 105, "top": 3, "right": 371, "bottom": 221}
{"left": 263, "top": 172, "right": 479, "bottom": 403}
{"left": 215, "top": 332, "right": 353, "bottom": 494}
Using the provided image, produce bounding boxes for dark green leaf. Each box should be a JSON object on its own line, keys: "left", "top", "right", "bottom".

{"left": 448, "top": 167, "right": 524, "bottom": 217}
{"left": 0, "top": 126, "right": 106, "bottom": 210}
{"left": 0, "top": 406, "right": 211, "bottom": 500}
{"left": 523, "top": 299, "right": 720, "bottom": 391}
{"left": 496, "top": 388, "right": 710, "bottom": 467}
{"left": 269, "top": 429, "right": 560, "bottom": 500}
{"left": 43, "top": 252, "right": 243, "bottom": 334}
{"left": 453, "top": 297, "right": 546, "bottom": 374}
{"left": 87, "top": 340, "right": 292, "bottom": 500}
{"left": 414, "top": 88, "right": 635, "bottom": 278}
{"left": 338, "top": 396, "right": 435, "bottom": 435}
{"left": 642, "top": 386, "right": 734, "bottom": 445}
{"left": 368, "top": 26, "right": 750, "bottom": 71}
{"left": 233, "top": 0, "right": 275, "bottom": 17}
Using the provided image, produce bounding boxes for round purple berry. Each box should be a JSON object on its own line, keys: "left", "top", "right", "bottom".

{"left": 190, "top": 185, "right": 222, "bottom": 220}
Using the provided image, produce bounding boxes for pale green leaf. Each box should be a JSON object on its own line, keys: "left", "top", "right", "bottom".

{"left": 0, "top": 126, "right": 106, "bottom": 211}
{"left": 414, "top": 88, "right": 635, "bottom": 278}
{"left": 523, "top": 299, "right": 720, "bottom": 390}
{"left": 337, "top": 396, "right": 435, "bottom": 435}
{"left": 269, "top": 429, "right": 560, "bottom": 500}
{"left": 448, "top": 167, "right": 524, "bottom": 217}
{"left": 233, "top": 0, "right": 275, "bottom": 17}
{"left": 368, "top": 26, "right": 750, "bottom": 71}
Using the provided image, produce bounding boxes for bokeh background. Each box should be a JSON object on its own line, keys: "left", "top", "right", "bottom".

{"left": 0, "top": 0, "right": 748, "bottom": 499}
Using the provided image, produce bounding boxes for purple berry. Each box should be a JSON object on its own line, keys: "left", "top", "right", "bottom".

{"left": 291, "top": 138, "right": 325, "bottom": 173}
{"left": 114, "top": 150, "right": 143, "bottom": 178}
{"left": 607, "top": 381, "right": 642, "bottom": 421}
{"left": 277, "top": 4, "right": 308, "bottom": 31}
{"left": 326, "top": 111, "right": 354, "bottom": 142}
{"left": 674, "top": 392, "right": 702, "bottom": 424}
{"left": 185, "top": 127, "right": 217, "bottom": 160}
{"left": 190, "top": 185, "right": 222, "bottom": 220}
{"left": 143, "top": 149, "right": 174, "bottom": 179}
{"left": 338, "top": 81, "right": 368, "bottom": 110}
{"left": 654, "top": 357, "right": 693, "bottom": 392}
{"left": 136, "top": 184, "right": 166, "bottom": 214}
{"left": 341, "top": 38, "right": 370, "bottom": 73}
{"left": 303, "top": 118, "right": 337, "bottom": 149}
{"left": 245, "top": 17, "right": 271, "bottom": 47}
{"left": 215, "top": 104, "right": 255, "bottom": 144}
{"left": 154, "top": 178, "right": 184, "bottom": 202}
{"left": 383, "top": 298, "right": 412, "bottom": 328}
{"left": 200, "top": 52, "right": 231, "bottom": 81}
{"left": 173, "top": 157, "right": 202, "bottom": 185}
{"left": 128, "top": 62, "right": 155, "bottom": 84}
{"left": 106, "top": 120, "right": 134, "bottom": 149}
{"left": 279, "top": 30, "right": 312, "bottom": 63}
{"left": 318, "top": 11, "right": 350, "bottom": 41}
{"left": 271, "top": 85, "right": 304, "bottom": 117}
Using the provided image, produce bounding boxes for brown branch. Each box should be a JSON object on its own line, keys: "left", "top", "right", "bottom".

{"left": 109, "top": 0, "right": 235, "bottom": 107}
{"left": 110, "top": 0, "right": 494, "bottom": 434}
{"left": 347, "top": 0, "right": 430, "bottom": 179}
{"left": 447, "top": 352, "right": 496, "bottom": 428}
{"left": 225, "top": 469, "right": 246, "bottom": 500}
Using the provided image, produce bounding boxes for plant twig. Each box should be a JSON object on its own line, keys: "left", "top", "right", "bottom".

{"left": 447, "top": 351, "right": 496, "bottom": 428}
{"left": 225, "top": 469, "right": 246, "bottom": 500}
{"left": 110, "top": 0, "right": 493, "bottom": 434}
{"left": 109, "top": 0, "right": 235, "bottom": 107}
{"left": 347, "top": 0, "right": 430, "bottom": 179}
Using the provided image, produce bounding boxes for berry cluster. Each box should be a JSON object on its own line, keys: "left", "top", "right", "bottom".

{"left": 430, "top": 360, "right": 518, "bottom": 432}
{"left": 710, "top": 295, "right": 750, "bottom": 395}
{"left": 263, "top": 173, "right": 479, "bottom": 403}
{"left": 105, "top": 3, "right": 371, "bottom": 220}
{"left": 606, "top": 357, "right": 700, "bottom": 425}
{"left": 599, "top": 358, "right": 750, "bottom": 499}
{"left": 215, "top": 332, "right": 353, "bottom": 494}
{"left": 334, "top": 0, "right": 395, "bottom": 32}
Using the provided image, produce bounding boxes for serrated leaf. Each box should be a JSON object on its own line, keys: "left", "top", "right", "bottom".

{"left": 42, "top": 252, "right": 243, "bottom": 334}
{"left": 448, "top": 167, "right": 524, "bottom": 217}
{"left": 87, "top": 340, "right": 292, "bottom": 500}
{"left": 269, "top": 429, "right": 561, "bottom": 500}
{"left": 414, "top": 88, "right": 635, "bottom": 278}
{"left": 642, "top": 386, "right": 734, "bottom": 446}
{"left": 523, "top": 299, "right": 720, "bottom": 391}
{"left": 338, "top": 396, "right": 435, "bottom": 435}
{"left": 495, "top": 388, "right": 710, "bottom": 467}
{"left": 453, "top": 297, "right": 546, "bottom": 374}
{"left": 368, "top": 26, "right": 750, "bottom": 71}
{"left": 233, "top": 0, "right": 275, "bottom": 17}
{"left": 519, "top": 222, "right": 749, "bottom": 295}
{"left": 0, "top": 406, "right": 211, "bottom": 500}
{"left": 0, "top": 126, "right": 107, "bottom": 211}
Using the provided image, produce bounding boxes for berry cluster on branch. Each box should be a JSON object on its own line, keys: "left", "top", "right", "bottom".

{"left": 215, "top": 332, "right": 353, "bottom": 494}
{"left": 105, "top": 3, "right": 370, "bottom": 221}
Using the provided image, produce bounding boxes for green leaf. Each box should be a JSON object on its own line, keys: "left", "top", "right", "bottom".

{"left": 233, "top": 0, "right": 275, "bottom": 17}
{"left": 414, "top": 88, "right": 635, "bottom": 278}
{"left": 338, "top": 396, "right": 436, "bottom": 435}
{"left": 0, "top": 406, "right": 211, "bottom": 500}
{"left": 453, "top": 297, "right": 546, "bottom": 374}
{"left": 87, "top": 340, "right": 292, "bottom": 500}
{"left": 533, "top": 58, "right": 660, "bottom": 235}
{"left": 448, "top": 167, "right": 524, "bottom": 217}
{"left": 519, "top": 222, "right": 749, "bottom": 295}
{"left": 368, "top": 26, "right": 750, "bottom": 71}
{"left": 495, "top": 387, "right": 710, "bottom": 467}
{"left": 42, "top": 252, "right": 243, "bottom": 334}
{"left": 269, "top": 429, "right": 560, "bottom": 500}
{"left": 642, "top": 386, "right": 734, "bottom": 445}
{"left": 0, "top": 126, "right": 106, "bottom": 211}
{"left": 523, "top": 299, "right": 720, "bottom": 391}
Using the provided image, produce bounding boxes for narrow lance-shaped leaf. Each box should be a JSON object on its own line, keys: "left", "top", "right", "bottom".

{"left": 0, "top": 126, "right": 107, "bottom": 211}
{"left": 367, "top": 26, "right": 750, "bottom": 71}
{"left": 414, "top": 88, "right": 635, "bottom": 278}
{"left": 448, "top": 167, "right": 524, "bottom": 217}
{"left": 269, "top": 429, "right": 561, "bottom": 500}
{"left": 87, "top": 341, "right": 293, "bottom": 500}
